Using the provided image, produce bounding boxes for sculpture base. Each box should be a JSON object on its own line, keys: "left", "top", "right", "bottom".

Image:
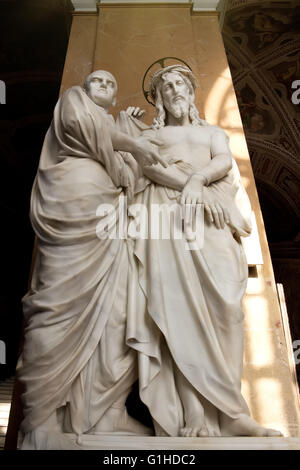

{"left": 65, "top": 434, "right": 300, "bottom": 450}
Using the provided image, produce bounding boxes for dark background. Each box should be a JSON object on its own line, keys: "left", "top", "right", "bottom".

{"left": 222, "top": 1, "right": 300, "bottom": 387}
{"left": 0, "top": 0, "right": 73, "bottom": 380}
{"left": 0, "top": 0, "right": 299, "bottom": 389}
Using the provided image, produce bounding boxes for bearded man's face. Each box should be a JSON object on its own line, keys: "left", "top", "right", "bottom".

{"left": 160, "top": 72, "right": 191, "bottom": 120}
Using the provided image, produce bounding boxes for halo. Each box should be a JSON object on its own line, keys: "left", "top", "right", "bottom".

{"left": 142, "top": 57, "right": 193, "bottom": 106}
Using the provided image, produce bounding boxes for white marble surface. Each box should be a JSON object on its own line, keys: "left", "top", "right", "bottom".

{"left": 193, "top": 0, "right": 220, "bottom": 11}
{"left": 71, "top": 0, "right": 220, "bottom": 12}
{"left": 72, "top": 0, "right": 97, "bottom": 12}
{"left": 66, "top": 434, "right": 300, "bottom": 450}
{"left": 241, "top": 212, "right": 263, "bottom": 265}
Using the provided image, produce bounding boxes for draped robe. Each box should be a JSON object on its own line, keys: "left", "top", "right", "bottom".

{"left": 117, "top": 113, "right": 253, "bottom": 437}
{"left": 19, "top": 90, "right": 253, "bottom": 443}
{"left": 18, "top": 87, "right": 145, "bottom": 439}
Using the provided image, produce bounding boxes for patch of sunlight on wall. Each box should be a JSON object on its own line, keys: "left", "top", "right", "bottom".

{"left": 0, "top": 402, "right": 11, "bottom": 435}
{"left": 204, "top": 66, "right": 243, "bottom": 129}
{"left": 254, "top": 378, "right": 286, "bottom": 435}
{"left": 229, "top": 133, "right": 250, "bottom": 161}
{"left": 246, "top": 277, "right": 264, "bottom": 296}
{"left": 244, "top": 296, "right": 274, "bottom": 367}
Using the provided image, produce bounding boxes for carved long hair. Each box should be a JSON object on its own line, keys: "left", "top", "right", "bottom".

{"left": 149, "top": 65, "right": 208, "bottom": 129}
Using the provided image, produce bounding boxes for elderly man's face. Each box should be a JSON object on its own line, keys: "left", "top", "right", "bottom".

{"left": 161, "top": 72, "right": 191, "bottom": 120}
{"left": 85, "top": 71, "right": 117, "bottom": 110}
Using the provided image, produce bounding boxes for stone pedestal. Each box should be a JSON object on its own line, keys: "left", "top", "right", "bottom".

{"left": 54, "top": 434, "right": 300, "bottom": 450}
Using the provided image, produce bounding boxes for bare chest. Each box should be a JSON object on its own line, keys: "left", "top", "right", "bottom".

{"left": 157, "top": 126, "right": 212, "bottom": 168}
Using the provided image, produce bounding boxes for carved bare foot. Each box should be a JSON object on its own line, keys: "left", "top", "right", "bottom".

{"left": 180, "top": 423, "right": 209, "bottom": 437}
{"left": 174, "top": 366, "right": 209, "bottom": 438}
{"left": 221, "top": 413, "right": 283, "bottom": 437}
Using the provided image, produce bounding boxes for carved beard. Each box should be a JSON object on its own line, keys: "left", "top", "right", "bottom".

{"left": 167, "top": 99, "right": 190, "bottom": 120}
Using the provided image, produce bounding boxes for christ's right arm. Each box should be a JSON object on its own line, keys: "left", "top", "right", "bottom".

{"left": 140, "top": 129, "right": 194, "bottom": 191}
{"left": 142, "top": 162, "right": 193, "bottom": 191}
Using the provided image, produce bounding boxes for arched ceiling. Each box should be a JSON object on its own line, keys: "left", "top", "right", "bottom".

{"left": 222, "top": 1, "right": 300, "bottom": 242}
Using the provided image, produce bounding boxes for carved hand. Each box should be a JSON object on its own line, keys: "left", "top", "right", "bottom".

{"left": 179, "top": 173, "right": 205, "bottom": 206}
{"left": 178, "top": 174, "right": 205, "bottom": 224}
{"left": 179, "top": 175, "right": 230, "bottom": 229}
{"left": 126, "top": 106, "right": 146, "bottom": 121}
{"left": 202, "top": 186, "right": 230, "bottom": 229}
{"left": 133, "top": 136, "right": 168, "bottom": 168}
